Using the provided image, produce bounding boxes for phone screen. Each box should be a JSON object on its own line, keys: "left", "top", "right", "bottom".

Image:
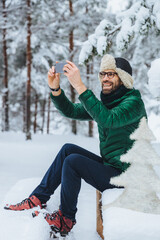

{"left": 55, "top": 62, "right": 67, "bottom": 73}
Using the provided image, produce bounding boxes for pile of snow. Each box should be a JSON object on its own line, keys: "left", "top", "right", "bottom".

{"left": 0, "top": 179, "right": 51, "bottom": 240}
{"left": 103, "top": 205, "right": 160, "bottom": 240}
{"left": 147, "top": 58, "right": 160, "bottom": 99}
{"left": 102, "top": 179, "right": 160, "bottom": 240}
{"left": 0, "top": 132, "right": 100, "bottom": 240}
{"left": 148, "top": 112, "right": 160, "bottom": 142}
{"left": 102, "top": 184, "right": 160, "bottom": 240}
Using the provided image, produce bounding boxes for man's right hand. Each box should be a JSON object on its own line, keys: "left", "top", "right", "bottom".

{"left": 48, "top": 65, "right": 61, "bottom": 96}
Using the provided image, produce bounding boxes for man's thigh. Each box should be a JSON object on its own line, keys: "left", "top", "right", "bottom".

{"left": 66, "top": 153, "right": 122, "bottom": 192}
{"left": 63, "top": 143, "right": 103, "bottom": 163}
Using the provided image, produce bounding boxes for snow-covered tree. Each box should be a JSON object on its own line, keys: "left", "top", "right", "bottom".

{"left": 1, "top": 0, "right": 9, "bottom": 131}
{"left": 79, "top": 0, "right": 160, "bottom": 117}
{"left": 103, "top": 117, "right": 160, "bottom": 214}
{"left": 79, "top": 0, "right": 160, "bottom": 63}
{"left": 0, "top": 0, "right": 107, "bottom": 135}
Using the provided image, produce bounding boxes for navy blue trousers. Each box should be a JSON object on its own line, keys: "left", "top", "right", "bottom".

{"left": 30, "top": 143, "right": 122, "bottom": 221}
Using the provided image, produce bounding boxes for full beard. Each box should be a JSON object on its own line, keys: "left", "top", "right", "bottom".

{"left": 102, "top": 81, "right": 122, "bottom": 94}
{"left": 102, "top": 82, "right": 113, "bottom": 94}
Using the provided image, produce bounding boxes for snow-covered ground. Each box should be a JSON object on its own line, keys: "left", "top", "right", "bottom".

{"left": 0, "top": 131, "right": 160, "bottom": 240}
{"left": 0, "top": 132, "right": 101, "bottom": 240}
{"left": 102, "top": 188, "right": 160, "bottom": 240}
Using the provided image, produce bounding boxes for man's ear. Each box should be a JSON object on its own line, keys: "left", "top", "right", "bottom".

{"left": 119, "top": 78, "right": 123, "bottom": 85}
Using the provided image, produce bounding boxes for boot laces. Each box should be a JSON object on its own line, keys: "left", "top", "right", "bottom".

{"left": 45, "top": 210, "right": 60, "bottom": 221}
{"left": 45, "top": 210, "right": 75, "bottom": 231}
{"left": 16, "top": 198, "right": 36, "bottom": 208}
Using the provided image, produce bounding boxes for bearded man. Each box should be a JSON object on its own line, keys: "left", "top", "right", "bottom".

{"left": 5, "top": 54, "right": 147, "bottom": 237}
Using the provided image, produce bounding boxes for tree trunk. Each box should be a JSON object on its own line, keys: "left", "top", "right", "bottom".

{"left": 26, "top": 0, "right": 32, "bottom": 140}
{"left": 33, "top": 93, "right": 38, "bottom": 133}
{"left": 2, "top": 0, "right": 9, "bottom": 131}
{"left": 69, "top": 0, "right": 76, "bottom": 134}
{"left": 85, "top": 11, "right": 94, "bottom": 137}
{"left": 23, "top": 91, "right": 26, "bottom": 133}
{"left": 41, "top": 99, "right": 46, "bottom": 133}
{"left": 86, "top": 62, "right": 94, "bottom": 137}
{"left": 96, "top": 190, "right": 104, "bottom": 240}
{"left": 47, "top": 94, "right": 51, "bottom": 134}
{"left": 89, "top": 121, "right": 94, "bottom": 137}
{"left": 90, "top": 61, "right": 94, "bottom": 136}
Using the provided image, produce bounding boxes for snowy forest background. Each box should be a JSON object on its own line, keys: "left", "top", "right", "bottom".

{"left": 1, "top": 0, "right": 160, "bottom": 140}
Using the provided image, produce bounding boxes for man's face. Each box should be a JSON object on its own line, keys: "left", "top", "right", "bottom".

{"left": 99, "top": 69, "right": 123, "bottom": 94}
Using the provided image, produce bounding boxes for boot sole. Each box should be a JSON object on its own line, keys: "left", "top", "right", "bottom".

{"left": 50, "top": 225, "right": 60, "bottom": 233}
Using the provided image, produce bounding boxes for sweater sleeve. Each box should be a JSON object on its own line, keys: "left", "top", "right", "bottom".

{"left": 50, "top": 89, "right": 92, "bottom": 121}
{"left": 78, "top": 89, "right": 146, "bottom": 128}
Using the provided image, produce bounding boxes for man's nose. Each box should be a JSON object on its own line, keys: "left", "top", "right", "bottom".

{"left": 103, "top": 74, "right": 110, "bottom": 80}
{"left": 103, "top": 78, "right": 110, "bottom": 82}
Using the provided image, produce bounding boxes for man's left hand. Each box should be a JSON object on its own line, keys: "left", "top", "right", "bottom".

{"left": 63, "top": 60, "right": 87, "bottom": 95}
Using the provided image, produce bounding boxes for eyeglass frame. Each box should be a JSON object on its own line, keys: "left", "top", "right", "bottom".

{"left": 99, "top": 71, "right": 118, "bottom": 79}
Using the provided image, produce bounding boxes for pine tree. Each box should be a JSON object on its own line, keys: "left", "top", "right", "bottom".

{"left": 104, "top": 117, "right": 160, "bottom": 214}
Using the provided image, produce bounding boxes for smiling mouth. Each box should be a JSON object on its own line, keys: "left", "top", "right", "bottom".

{"left": 103, "top": 83, "right": 112, "bottom": 88}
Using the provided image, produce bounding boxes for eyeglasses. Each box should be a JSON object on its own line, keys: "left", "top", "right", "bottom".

{"left": 99, "top": 72, "right": 118, "bottom": 79}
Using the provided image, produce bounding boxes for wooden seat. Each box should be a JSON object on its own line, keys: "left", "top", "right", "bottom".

{"left": 96, "top": 190, "right": 104, "bottom": 239}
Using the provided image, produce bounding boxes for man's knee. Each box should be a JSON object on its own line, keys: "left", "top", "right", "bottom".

{"left": 63, "top": 153, "right": 80, "bottom": 169}
{"left": 61, "top": 143, "right": 80, "bottom": 155}
{"left": 61, "top": 143, "right": 74, "bottom": 152}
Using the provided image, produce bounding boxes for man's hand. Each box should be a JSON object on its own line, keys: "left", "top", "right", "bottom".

{"left": 48, "top": 64, "right": 61, "bottom": 96}
{"left": 63, "top": 60, "right": 87, "bottom": 95}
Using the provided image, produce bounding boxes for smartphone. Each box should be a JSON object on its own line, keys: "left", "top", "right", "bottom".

{"left": 55, "top": 62, "right": 67, "bottom": 73}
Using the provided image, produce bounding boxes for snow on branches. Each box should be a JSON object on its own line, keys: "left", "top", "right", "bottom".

{"left": 79, "top": 19, "right": 113, "bottom": 64}
{"left": 79, "top": 0, "right": 160, "bottom": 64}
